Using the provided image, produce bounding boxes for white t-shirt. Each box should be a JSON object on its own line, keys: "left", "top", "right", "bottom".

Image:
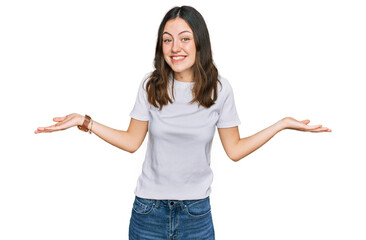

{"left": 129, "top": 73, "right": 241, "bottom": 200}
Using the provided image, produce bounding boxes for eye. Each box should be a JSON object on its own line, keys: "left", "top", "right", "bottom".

{"left": 182, "top": 37, "right": 190, "bottom": 42}
{"left": 163, "top": 39, "right": 172, "bottom": 43}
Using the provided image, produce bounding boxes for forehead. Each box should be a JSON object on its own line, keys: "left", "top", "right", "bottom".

{"left": 163, "top": 18, "right": 193, "bottom": 34}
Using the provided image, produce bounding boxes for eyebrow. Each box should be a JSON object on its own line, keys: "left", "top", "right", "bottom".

{"left": 162, "top": 30, "right": 192, "bottom": 36}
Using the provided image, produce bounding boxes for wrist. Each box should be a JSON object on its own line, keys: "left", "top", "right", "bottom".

{"left": 77, "top": 114, "right": 93, "bottom": 134}
{"left": 78, "top": 114, "right": 85, "bottom": 126}
{"left": 275, "top": 118, "right": 289, "bottom": 131}
{"left": 87, "top": 118, "right": 93, "bottom": 132}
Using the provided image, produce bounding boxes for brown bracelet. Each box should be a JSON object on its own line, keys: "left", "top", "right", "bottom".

{"left": 88, "top": 119, "right": 93, "bottom": 134}
{"left": 78, "top": 114, "right": 91, "bottom": 133}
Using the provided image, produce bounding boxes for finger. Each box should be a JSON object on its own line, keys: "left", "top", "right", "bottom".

{"left": 305, "top": 124, "right": 322, "bottom": 130}
{"left": 53, "top": 116, "right": 66, "bottom": 122}
{"left": 35, "top": 128, "right": 54, "bottom": 134}
{"left": 34, "top": 127, "right": 49, "bottom": 134}
{"left": 35, "top": 127, "right": 51, "bottom": 133}
{"left": 44, "top": 125, "right": 64, "bottom": 131}
{"left": 309, "top": 127, "right": 331, "bottom": 133}
{"left": 39, "top": 124, "right": 57, "bottom": 129}
{"left": 37, "top": 125, "right": 63, "bottom": 132}
{"left": 301, "top": 119, "right": 311, "bottom": 125}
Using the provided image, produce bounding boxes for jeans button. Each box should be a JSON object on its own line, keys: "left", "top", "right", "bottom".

{"left": 170, "top": 201, "right": 174, "bottom": 206}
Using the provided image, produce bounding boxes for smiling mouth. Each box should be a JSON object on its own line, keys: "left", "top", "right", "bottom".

{"left": 171, "top": 55, "right": 186, "bottom": 63}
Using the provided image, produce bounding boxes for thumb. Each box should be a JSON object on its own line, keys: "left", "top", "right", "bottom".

{"left": 301, "top": 119, "right": 310, "bottom": 125}
{"left": 53, "top": 116, "right": 66, "bottom": 122}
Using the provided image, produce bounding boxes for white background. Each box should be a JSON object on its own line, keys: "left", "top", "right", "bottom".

{"left": 1, "top": 0, "right": 365, "bottom": 239}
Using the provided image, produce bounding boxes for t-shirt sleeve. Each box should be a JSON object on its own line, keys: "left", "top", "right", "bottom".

{"left": 216, "top": 80, "right": 241, "bottom": 128}
{"left": 129, "top": 75, "right": 150, "bottom": 121}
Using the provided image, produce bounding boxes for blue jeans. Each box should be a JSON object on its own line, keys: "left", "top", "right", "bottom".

{"left": 129, "top": 196, "right": 215, "bottom": 240}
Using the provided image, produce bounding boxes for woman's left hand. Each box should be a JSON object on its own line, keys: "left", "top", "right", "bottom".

{"left": 279, "top": 117, "right": 332, "bottom": 133}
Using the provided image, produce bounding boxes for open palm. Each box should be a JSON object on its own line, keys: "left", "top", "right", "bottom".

{"left": 282, "top": 117, "right": 331, "bottom": 133}
{"left": 34, "top": 113, "right": 82, "bottom": 134}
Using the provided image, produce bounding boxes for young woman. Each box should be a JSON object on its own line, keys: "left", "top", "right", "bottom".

{"left": 35, "top": 6, "right": 331, "bottom": 240}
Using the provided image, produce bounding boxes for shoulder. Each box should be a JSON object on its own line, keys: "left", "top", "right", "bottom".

{"left": 217, "top": 75, "right": 234, "bottom": 94}
{"left": 138, "top": 72, "right": 153, "bottom": 91}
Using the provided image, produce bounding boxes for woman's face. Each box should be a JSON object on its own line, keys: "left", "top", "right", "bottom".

{"left": 162, "top": 18, "right": 196, "bottom": 79}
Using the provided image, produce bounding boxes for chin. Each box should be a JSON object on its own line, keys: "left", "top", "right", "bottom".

{"left": 165, "top": 59, "right": 194, "bottom": 74}
{"left": 171, "top": 67, "right": 188, "bottom": 73}
{"left": 169, "top": 63, "right": 194, "bottom": 74}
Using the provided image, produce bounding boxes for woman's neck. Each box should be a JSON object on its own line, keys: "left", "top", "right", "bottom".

{"left": 173, "top": 70, "right": 194, "bottom": 83}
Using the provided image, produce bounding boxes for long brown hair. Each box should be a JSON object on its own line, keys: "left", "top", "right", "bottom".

{"left": 145, "top": 6, "right": 221, "bottom": 110}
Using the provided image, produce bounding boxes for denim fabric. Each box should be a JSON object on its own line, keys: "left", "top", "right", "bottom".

{"left": 129, "top": 196, "right": 215, "bottom": 240}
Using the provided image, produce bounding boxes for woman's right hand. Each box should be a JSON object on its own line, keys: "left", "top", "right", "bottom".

{"left": 34, "top": 113, "right": 84, "bottom": 134}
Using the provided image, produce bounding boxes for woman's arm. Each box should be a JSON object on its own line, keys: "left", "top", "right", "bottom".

{"left": 35, "top": 113, "right": 148, "bottom": 153}
{"left": 87, "top": 117, "right": 148, "bottom": 153}
{"left": 218, "top": 117, "right": 331, "bottom": 162}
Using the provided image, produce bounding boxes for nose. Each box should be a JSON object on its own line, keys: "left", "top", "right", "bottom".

{"left": 172, "top": 40, "right": 181, "bottom": 53}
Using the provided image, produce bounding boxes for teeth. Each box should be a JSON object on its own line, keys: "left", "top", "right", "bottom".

{"left": 172, "top": 56, "right": 185, "bottom": 60}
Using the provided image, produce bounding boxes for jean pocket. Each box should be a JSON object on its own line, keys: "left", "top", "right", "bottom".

{"left": 184, "top": 197, "right": 211, "bottom": 218}
{"left": 132, "top": 196, "right": 156, "bottom": 215}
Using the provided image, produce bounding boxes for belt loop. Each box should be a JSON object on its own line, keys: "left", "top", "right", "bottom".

{"left": 154, "top": 199, "right": 160, "bottom": 208}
